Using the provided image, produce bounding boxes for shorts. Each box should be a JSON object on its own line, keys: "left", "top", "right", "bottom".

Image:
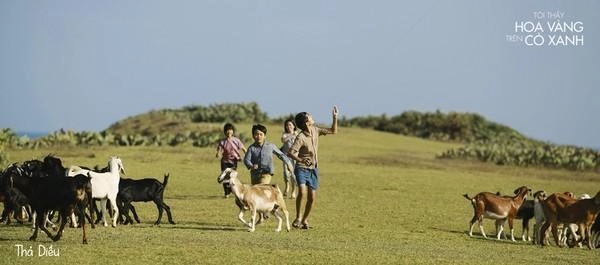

{"left": 295, "top": 167, "right": 319, "bottom": 190}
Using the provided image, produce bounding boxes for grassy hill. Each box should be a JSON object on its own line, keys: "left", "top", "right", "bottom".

{"left": 1, "top": 127, "right": 600, "bottom": 264}
{"left": 102, "top": 104, "right": 600, "bottom": 171}
{"left": 2, "top": 103, "right": 599, "bottom": 172}
{"left": 105, "top": 109, "right": 225, "bottom": 137}
{"left": 104, "top": 102, "right": 268, "bottom": 136}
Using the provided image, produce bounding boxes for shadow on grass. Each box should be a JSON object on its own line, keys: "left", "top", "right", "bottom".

{"left": 429, "top": 226, "right": 530, "bottom": 245}
{"left": 120, "top": 221, "right": 246, "bottom": 232}
{"left": 169, "top": 194, "right": 223, "bottom": 200}
{"left": 429, "top": 226, "right": 466, "bottom": 235}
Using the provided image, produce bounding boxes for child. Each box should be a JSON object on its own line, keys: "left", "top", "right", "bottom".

{"left": 280, "top": 119, "right": 297, "bottom": 198}
{"left": 244, "top": 124, "right": 293, "bottom": 185}
{"left": 216, "top": 123, "right": 246, "bottom": 198}
{"left": 287, "top": 106, "right": 338, "bottom": 229}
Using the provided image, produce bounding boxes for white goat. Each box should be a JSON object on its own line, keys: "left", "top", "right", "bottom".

{"left": 67, "top": 157, "right": 125, "bottom": 227}
{"left": 217, "top": 168, "right": 290, "bottom": 232}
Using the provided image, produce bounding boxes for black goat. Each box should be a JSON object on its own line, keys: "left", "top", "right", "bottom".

{"left": 1, "top": 164, "right": 34, "bottom": 225}
{"left": 4, "top": 157, "right": 95, "bottom": 244}
{"left": 27, "top": 173, "right": 94, "bottom": 243}
{"left": 516, "top": 200, "right": 535, "bottom": 241}
{"left": 591, "top": 213, "right": 600, "bottom": 248}
{"left": 117, "top": 174, "right": 175, "bottom": 225}
{"left": 1, "top": 187, "right": 32, "bottom": 224}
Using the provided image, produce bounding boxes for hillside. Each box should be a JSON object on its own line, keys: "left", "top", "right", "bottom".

{"left": 2, "top": 102, "right": 599, "bottom": 171}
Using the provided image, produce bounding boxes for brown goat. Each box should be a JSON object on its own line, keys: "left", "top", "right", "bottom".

{"left": 464, "top": 186, "right": 531, "bottom": 241}
{"left": 540, "top": 191, "right": 600, "bottom": 249}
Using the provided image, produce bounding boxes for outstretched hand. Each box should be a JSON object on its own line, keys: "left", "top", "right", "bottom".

{"left": 332, "top": 105, "right": 339, "bottom": 117}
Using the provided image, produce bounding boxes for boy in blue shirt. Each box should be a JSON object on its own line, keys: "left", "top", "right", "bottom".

{"left": 244, "top": 124, "right": 293, "bottom": 185}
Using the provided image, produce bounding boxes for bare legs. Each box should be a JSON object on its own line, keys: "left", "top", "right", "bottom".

{"left": 294, "top": 184, "right": 316, "bottom": 228}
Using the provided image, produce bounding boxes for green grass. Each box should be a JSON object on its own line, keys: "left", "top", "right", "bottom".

{"left": 1, "top": 127, "right": 600, "bottom": 264}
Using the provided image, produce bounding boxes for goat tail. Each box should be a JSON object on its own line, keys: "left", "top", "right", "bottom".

{"left": 463, "top": 193, "right": 475, "bottom": 202}
{"left": 162, "top": 173, "right": 170, "bottom": 188}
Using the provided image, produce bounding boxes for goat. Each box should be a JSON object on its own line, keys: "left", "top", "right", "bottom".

{"left": 217, "top": 168, "right": 289, "bottom": 232}
{"left": 532, "top": 191, "right": 581, "bottom": 246}
{"left": 1, "top": 162, "right": 58, "bottom": 229}
{"left": 540, "top": 191, "right": 600, "bottom": 249}
{"left": 532, "top": 190, "right": 548, "bottom": 245}
{"left": 71, "top": 164, "right": 110, "bottom": 225}
{"left": 68, "top": 156, "right": 125, "bottom": 227}
{"left": 558, "top": 193, "right": 592, "bottom": 248}
{"left": 4, "top": 161, "right": 94, "bottom": 244}
{"left": 590, "top": 213, "right": 600, "bottom": 248}
{"left": 494, "top": 190, "right": 535, "bottom": 241}
{"left": 30, "top": 173, "right": 93, "bottom": 244}
{"left": 464, "top": 186, "right": 531, "bottom": 241}
{"left": 117, "top": 174, "right": 175, "bottom": 225}
{"left": 1, "top": 168, "right": 31, "bottom": 225}
{"left": 2, "top": 187, "right": 31, "bottom": 224}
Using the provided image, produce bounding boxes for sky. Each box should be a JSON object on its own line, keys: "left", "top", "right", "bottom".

{"left": 1, "top": 1, "right": 598, "bottom": 148}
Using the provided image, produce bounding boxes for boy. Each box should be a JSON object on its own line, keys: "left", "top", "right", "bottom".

{"left": 287, "top": 106, "right": 338, "bottom": 229}
{"left": 244, "top": 124, "right": 293, "bottom": 185}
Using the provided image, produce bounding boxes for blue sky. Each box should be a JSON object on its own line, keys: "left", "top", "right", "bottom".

{"left": 1, "top": 1, "right": 598, "bottom": 148}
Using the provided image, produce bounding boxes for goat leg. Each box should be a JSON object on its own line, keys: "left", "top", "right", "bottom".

{"left": 130, "top": 204, "right": 141, "bottom": 223}
{"left": 478, "top": 219, "right": 487, "bottom": 238}
{"left": 495, "top": 221, "right": 504, "bottom": 240}
{"left": 162, "top": 202, "right": 175, "bottom": 224}
{"left": 273, "top": 209, "right": 283, "bottom": 232}
{"left": 238, "top": 209, "right": 250, "bottom": 228}
{"left": 153, "top": 199, "right": 163, "bottom": 225}
{"left": 249, "top": 209, "right": 257, "bottom": 232}
{"left": 120, "top": 201, "right": 134, "bottom": 225}
{"left": 29, "top": 212, "right": 44, "bottom": 241}
{"left": 0, "top": 207, "right": 8, "bottom": 223}
{"left": 508, "top": 218, "right": 516, "bottom": 242}
{"left": 35, "top": 212, "right": 56, "bottom": 241}
{"left": 79, "top": 204, "right": 88, "bottom": 244}
{"left": 52, "top": 212, "right": 69, "bottom": 242}
{"left": 109, "top": 199, "right": 119, "bottom": 228}
{"left": 522, "top": 218, "right": 530, "bottom": 241}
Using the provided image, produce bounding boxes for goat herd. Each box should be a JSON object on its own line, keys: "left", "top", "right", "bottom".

{"left": 0, "top": 155, "right": 175, "bottom": 244}
{"left": 4, "top": 154, "right": 600, "bottom": 251}
{"left": 464, "top": 186, "right": 600, "bottom": 250}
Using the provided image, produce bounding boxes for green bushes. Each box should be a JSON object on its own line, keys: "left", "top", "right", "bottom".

{"left": 342, "top": 110, "right": 528, "bottom": 143}
{"left": 181, "top": 102, "right": 268, "bottom": 123}
{"left": 438, "top": 142, "right": 599, "bottom": 170}
{"left": 3, "top": 105, "right": 598, "bottom": 171}
{"left": 341, "top": 110, "right": 599, "bottom": 171}
{"left": 2, "top": 129, "right": 250, "bottom": 149}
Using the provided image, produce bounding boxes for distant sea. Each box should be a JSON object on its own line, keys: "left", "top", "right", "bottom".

{"left": 16, "top": 131, "right": 49, "bottom": 140}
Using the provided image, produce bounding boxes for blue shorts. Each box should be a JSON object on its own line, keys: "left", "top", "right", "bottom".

{"left": 295, "top": 167, "right": 319, "bottom": 190}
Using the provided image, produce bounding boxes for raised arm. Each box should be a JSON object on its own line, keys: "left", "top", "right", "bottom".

{"left": 330, "top": 105, "right": 338, "bottom": 134}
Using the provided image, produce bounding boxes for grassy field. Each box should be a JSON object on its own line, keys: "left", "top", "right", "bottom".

{"left": 1, "top": 126, "right": 599, "bottom": 264}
